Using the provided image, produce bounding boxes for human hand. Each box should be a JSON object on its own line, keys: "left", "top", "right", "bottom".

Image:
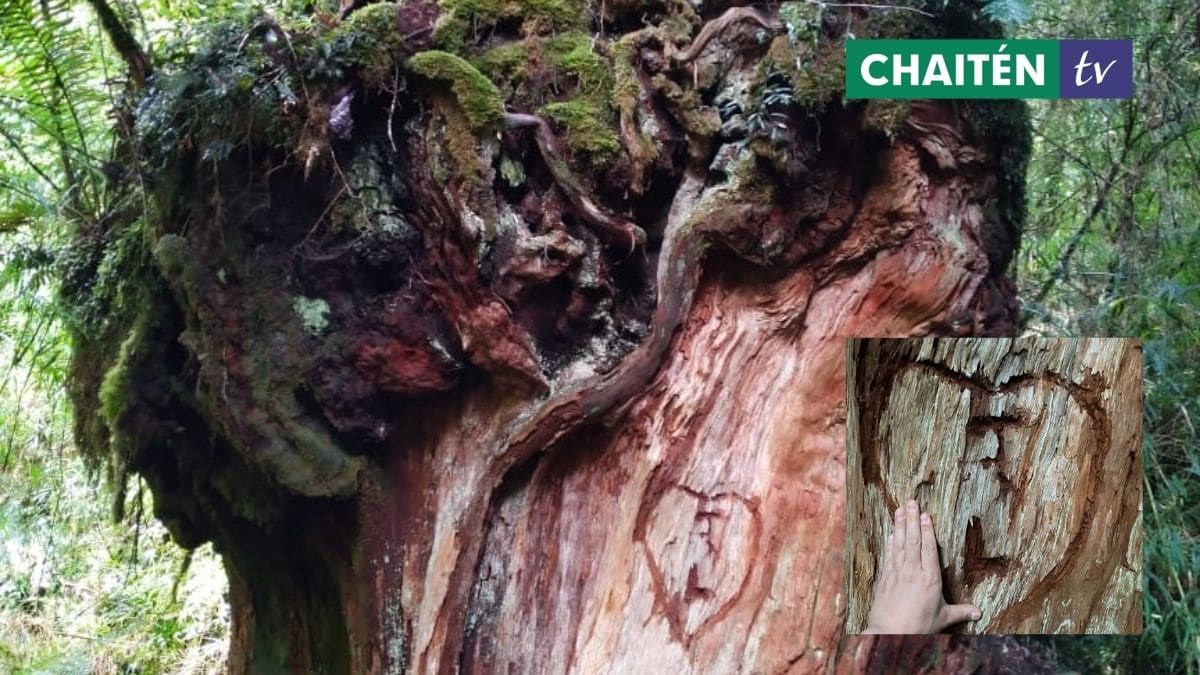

{"left": 862, "top": 500, "right": 982, "bottom": 634}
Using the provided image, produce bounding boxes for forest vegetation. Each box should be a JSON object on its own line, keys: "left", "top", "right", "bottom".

{"left": 0, "top": 0, "right": 1196, "bottom": 672}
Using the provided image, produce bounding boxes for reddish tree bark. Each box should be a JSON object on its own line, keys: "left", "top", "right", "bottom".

{"left": 64, "top": 1, "right": 1041, "bottom": 672}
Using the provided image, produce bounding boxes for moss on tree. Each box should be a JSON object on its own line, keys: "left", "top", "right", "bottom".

{"left": 326, "top": 2, "right": 408, "bottom": 84}
{"left": 408, "top": 50, "right": 504, "bottom": 129}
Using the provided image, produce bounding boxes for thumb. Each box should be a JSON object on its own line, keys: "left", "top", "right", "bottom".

{"left": 938, "top": 603, "right": 982, "bottom": 630}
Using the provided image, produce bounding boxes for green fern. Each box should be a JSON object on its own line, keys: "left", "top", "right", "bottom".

{"left": 0, "top": 0, "right": 110, "bottom": 221}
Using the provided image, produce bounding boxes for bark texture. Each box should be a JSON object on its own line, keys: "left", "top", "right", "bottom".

{"left": 845, "top": 338, "right": 1143, "bottom": 634}
{"left": 62, "top": 0, "right": 1046, "bottom": 672}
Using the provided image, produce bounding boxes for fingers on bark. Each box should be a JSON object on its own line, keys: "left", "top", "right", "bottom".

{"left": 904, "top": 500, "right": 920, "bottom": 561}
{"left": 939, "top": 603, "right": 983, "bottom": 631}
{"left": 920, "top": 512, "right": 939, "bottom": 578}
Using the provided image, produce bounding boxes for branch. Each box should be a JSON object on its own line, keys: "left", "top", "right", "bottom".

{"left": 1035, "top": 99, "right": 1138, "bottom": 304}
{"left": 85, "top": 0, "right": 150, "bottom": 88}
{"left": 812, "top": 2, "right": 932, "bottom": 17}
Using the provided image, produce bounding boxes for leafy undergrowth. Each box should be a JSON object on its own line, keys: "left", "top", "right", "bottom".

{"left": 0, "top": 358, "right": 227, "bottom": 675}
{"left": 1015, "top": 1, "right": 1200, "bottom": 671}
{"left": 0, "top": 470, "right": 228, "bottom": 674}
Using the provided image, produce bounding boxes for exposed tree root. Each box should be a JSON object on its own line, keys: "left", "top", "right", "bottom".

{"left": 504, "top": 112, "right": 646, "bottom": 252}
{"left": 435, "top": 169, "right": 712, "bottom": 668}
{"left": 668, "top": 6, "right": 781, "bottom": 64}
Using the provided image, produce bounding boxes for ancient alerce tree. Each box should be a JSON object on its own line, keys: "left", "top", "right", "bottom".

{"left": 65, "top": 0, "right": 1037, "bottom": 671}
{"left": 845, "top": 338, "right": 1143, "bottom": 634}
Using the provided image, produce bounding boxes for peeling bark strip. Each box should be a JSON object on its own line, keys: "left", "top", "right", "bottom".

{"left": 845, "top": 338, "right": 1143, "bottom": 634}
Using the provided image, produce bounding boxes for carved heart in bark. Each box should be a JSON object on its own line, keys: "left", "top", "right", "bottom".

{"left": 882, "top": 363, "right": 1112, "bottom": 632}
{"left": 640, "top": 486, "right": 761, "bottom": 642}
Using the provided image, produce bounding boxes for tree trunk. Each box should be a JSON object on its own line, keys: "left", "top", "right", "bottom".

{"left": 64, "top": 1, "right": 1046, "bottom": 672}
{"left": 845, "top": 338, "right": 1143, "bottom": 634}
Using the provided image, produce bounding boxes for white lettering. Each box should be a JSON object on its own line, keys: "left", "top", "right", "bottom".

{"left": 966, "top": 53, "right": 988, "bottom": 86}
{"left": 993, "top": 44, "right": 1011, "bottom": 86}
{"left": 862, "top": 54, "right": 889, "bottom": 86}
{"left": 923, "top": 54, "right": 952, "bottom": 86}
{"left": 1016, "top": 53, "right": 1043, "bottom": 86}
{"left": 894, "top": 53, "right": 920, "bottom": 86}
{"left": 1072, "top": 49, "right": 1117, "bottom": 86}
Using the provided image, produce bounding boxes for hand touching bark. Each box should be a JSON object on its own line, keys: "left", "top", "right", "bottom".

{"left": 862, "top": 500, "right": 982, "bottom": 634}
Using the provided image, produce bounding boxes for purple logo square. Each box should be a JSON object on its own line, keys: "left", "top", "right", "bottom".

{"left": 1059, "top": 40, "right": 1133, "bottom": 99}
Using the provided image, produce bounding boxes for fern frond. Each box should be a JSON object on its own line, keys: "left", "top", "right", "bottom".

{"left": 0, "top": 0, "right": 113, "bottom": 221}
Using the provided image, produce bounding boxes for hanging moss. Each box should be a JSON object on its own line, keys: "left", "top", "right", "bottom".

{"left": 408, "top": 50, "right": 504, "bottom": 129}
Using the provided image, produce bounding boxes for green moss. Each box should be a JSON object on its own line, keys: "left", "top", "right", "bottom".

{"left": 408, "top": 50, "right": 504, "bottom": 129}
{"left": 474, "top": 40, "right": 529, "bottom": 83}
{"left": 611, "top": 39, "right": 641, "bottom": 111}
{"left": 545, "top": 34, "right": 608, "bottom": 92}
{"left": 779, "top": 0, "right": 821, "bottom": 46}
{"left": 539, "top": 100, "right": 620, "bottom": 160}
{"left": 433, "top": 0, "right": 588, "bottom": 52}
{"left": 474, "top": 32, "right": 610, "bottom": 95}
{"left": 433, "top": 93, "right": 491, "bottom": 183}
{"left": 862, "top": 99, "right": 912, "bottom": 139}
{"left": 760, "top": 34, "right": 845, "bottom": 109}
{"left": 326, "top": 2, "right": 407, "bottom": 83}
{"left": 541, "top": 34, "right": 621, "bottom": 161}
{"left": 76, "top": 222, "right": 173, "bottom": 520}
{"left": 97, "top": 312, "right": 151, "bottom": 462}
{"left": 471, "top": 32, "right": 625, "bottom": 168}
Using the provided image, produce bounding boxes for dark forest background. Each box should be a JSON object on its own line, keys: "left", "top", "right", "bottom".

{"left": 0, "top": 0, "right": 1195, "bottom": 672}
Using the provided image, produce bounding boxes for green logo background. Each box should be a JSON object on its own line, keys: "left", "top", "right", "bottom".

{"left": 845, "top": 40, "right": 1061, "bottom": 99}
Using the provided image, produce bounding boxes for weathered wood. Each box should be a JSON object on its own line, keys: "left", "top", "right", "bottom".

{"left": 66, "top": 1, "right": 1051, "bottom": 671}
{"left": 845, "top": 338, "right": 1143, "bottom": 634}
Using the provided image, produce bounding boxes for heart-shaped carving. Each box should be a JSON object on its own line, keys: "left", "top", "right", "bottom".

{"left": 883, "top": 362, "right": 1113, "bottom": 631}
{"left": 638, "top": 486, "right": 761, "bottom": 643}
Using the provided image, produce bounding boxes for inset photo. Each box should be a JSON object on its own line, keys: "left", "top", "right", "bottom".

{"left": 845, "top": 337, "right": 1143, "bottom": 634}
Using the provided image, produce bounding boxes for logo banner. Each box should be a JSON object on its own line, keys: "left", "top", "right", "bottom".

{"left": 845, "top": 39, "right": 1133, "bottom": 99}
